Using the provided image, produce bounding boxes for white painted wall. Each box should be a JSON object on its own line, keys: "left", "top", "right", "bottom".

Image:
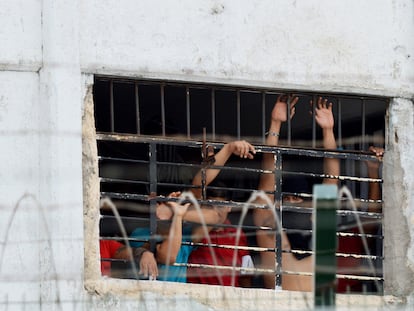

{"left": 0, "top": 0, "right": 413, "bottom": 309}
{"left": 0, "top": 0, "right": 42, "bottom": 71}
{"left": 80, "top": 0, "right": 414, "bottom": 97}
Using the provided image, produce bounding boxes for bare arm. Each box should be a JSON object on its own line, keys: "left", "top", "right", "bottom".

{"left": 257, "top": 95, "right": 298, "bottom": 201}
{"left": 183, "top": 207, "right": 225, "bottom": 224}
{"left": 156, "top": 201, "right": 189, "bottom": 265}
{"left": 156, "top": 191, "right": 225, "bottom": 225}
{"left": 366, "top": 146, "right": 383, "bottom": 213}
{"left": 313, "top": 97, "right": 339, "bottom": 185}
{"left": 191, "top": 141, "right": 256, "bottom": 199}
{"left": 367, "top": 146, "right": 383, "bottom": 200}
{"left": 253, "top": 94, "right": 298, "bottom": 289}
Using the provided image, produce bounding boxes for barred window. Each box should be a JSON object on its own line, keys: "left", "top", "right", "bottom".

{"left": 93, "top": 76, "right": 387, "bottom": 293}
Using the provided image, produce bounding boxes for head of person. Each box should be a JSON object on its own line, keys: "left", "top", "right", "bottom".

{"left": 282, "top": 175, "right": 309, "bottom": 203}
{"left": 205, "top": 181, "right": 231, "bottom": 223}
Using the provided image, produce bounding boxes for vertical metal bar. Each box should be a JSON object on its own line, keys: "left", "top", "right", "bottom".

{"left": 287, "top": 94, "right": 291, "bottom": 146}
{"left": 313, "top": 184, "right": 338, "bottom": 308}
{"left": 161, "top": 84, "right": 166, "bottom": 136}
{"left": 350, "top": 156, "right": 356, "bottom": 195}
{"left": 236, "top": 90, "right": 241, "bottom": 140}
{"left": 262, "top": 92, "right": 266, "bottom": 144}
{"left": 211, "top": 88, "right": 216, "bottom": 141}
{"left": 337, "top": 98, "right": 342, "bottom": 148}
{"left": 360, "top": 99, "right": 368, "bottom": 204}
{"left": 361, "top": 98, "right": 366, "bottom": 150}
{"left": 312, "top": 95, "right": 317, "bottom": 148}
{"left": 110, "top": 80, "right": 115, "bottom": 132}
{"left": 135, "top": 83, "right": 141, "bottom": 135}
{"left": 149, "top": 142, "right": 158, "bottom": 252}
{"left": 186, "top": 86, "right": 191, "bottom": 139}
{"left": 275, "top": 150, "right": 283, "bottom": 288}
{"left": 201, "top": 128, "right": 207, "bottom": 200}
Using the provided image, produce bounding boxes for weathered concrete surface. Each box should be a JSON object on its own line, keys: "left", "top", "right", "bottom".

{"left": 85, "top": 278, "right": 401, "bottom": 311}
{"left": 384, "top": 98, "right": 414, "bottom": 298}
{"left": 82, "top": 81, "right": 101, "bottom": 282}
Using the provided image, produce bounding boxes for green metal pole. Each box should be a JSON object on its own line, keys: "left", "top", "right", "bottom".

{"left": 313, "top": 184, "right": 338, "bottom": 309}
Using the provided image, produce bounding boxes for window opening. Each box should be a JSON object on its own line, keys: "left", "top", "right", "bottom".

{"left": 93, "top": 76, "right": 387, "bottom": 293}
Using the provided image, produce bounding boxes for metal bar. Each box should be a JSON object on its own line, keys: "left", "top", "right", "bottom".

{"left": 237, "top": 90, "right": 241, "bottom": 139}
{"left": 101, "top": 191, "right": 382, "bottom": 221}
{"left": 201, "top": 128, "right": 207, "bottom": 200}
{"left": 312, "top": 95, "right": 317, "bottom": 148}
{"left": 287, "top": 94, "right": 291, "bottom": 146}
{"left": 135, "top": 83, "right": 141, "bottom": 135}
{"left": 275, "top": 150, "right": 283, "bottom": 288}
{"left": 337, "top": 98, "right": 342, "bottom": 148}
{"left": 98, "top": 156, "right": 148, "bottom": 164}
{"left": 262, "top": 92, "right": 266, "bottom": 144}
{"left": 96, "top": 133, "right": 383, "bottom": 162}
{"left": 360, "top": 99, "right": 368, "bottom": 207}
{"left": 350, "top": 154, "right": 356, "bottom": 195}
{"left": 99, "top": 157, "right": 383, "bottom": 184}
{"left": 186, "top": 86, "right": 191, "bottom": 139}
{"left": 110, "top": 80, "right": 115, "bottom": 132}
{"left": 148, "top": 142, "right": 157, "bottom": 252}
{"left": 211, "top": 88, "right": 216, "bottom": 141}
{"left": 361, "top": 99, "right": 366, "bottom": 150}
{"left": 100, "top": 177, "right": 149, "bottom": 186}
{"left": 160, "top": 84, "right": 166, "bottom": 136}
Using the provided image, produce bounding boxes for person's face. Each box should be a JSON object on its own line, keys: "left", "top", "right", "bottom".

{"left": 283, "top": 195, "right": 304, "bottom": 203}
{"left": 282, "top": 195, "right": 313, "bottom": 209}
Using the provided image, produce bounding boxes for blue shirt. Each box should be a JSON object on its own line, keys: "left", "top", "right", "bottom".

{"left": 130, "top": 226, "right": 194, "bottom": 283}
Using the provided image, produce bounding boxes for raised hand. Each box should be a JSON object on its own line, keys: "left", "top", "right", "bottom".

{"left": 366, "top": 146, "right": 384, "bottom": 172}
{"left": 368, "top": 146, "right": 384, "bottom": 160}
{"left": 311, "top": 97, "right": 334, "bottom": 130}
{"left": 271, "top": 94, "right": 299, "bottom": 123}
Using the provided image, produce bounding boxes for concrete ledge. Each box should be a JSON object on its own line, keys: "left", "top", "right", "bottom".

{"left": 85, "top": 278, "right": 401, "bottom": 311}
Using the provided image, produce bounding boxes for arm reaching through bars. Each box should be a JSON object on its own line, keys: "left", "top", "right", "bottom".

{"left": 191, "top": 140, "right": 256, "bottom": 199}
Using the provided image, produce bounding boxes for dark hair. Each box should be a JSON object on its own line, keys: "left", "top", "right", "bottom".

{"left": 206, "top": 180, "right": 229, "bottom": 200}
{"left": 282, "top": 175, "right": 309, "bottom": 194}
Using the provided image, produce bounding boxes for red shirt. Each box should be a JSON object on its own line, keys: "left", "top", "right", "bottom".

{"left": 187, "top": 220, "right": 249, "bottom": 287}
{"left": 336, "top": 228, "right": 364, "bottom": 292}
{"left": 99, "top": 240, "right": 123, "bottom": 276}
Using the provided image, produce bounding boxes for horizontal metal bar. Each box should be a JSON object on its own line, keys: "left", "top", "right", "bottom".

{"left": 169, "top": 263, "right": 384, "bottom": 282}
{"left": 96, "top": 132, "right": 383, "bottom": 162}
{"left": 99, "top": 156, "right": 149, "bottom": 164}
{"left": 100, "top": 177, "right": 150, "bottom": 186}
{"left": 102, "top": 190, "right": 382, "bottom": 220}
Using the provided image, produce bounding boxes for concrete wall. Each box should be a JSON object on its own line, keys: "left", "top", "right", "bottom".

{"left": 384, "top": 98, "right": 414, "bottom": 298}
{"left": 0, "top": 0, "right": 413, "bottom": 309}
{"left": 80, "top": 0, "right": 414, "bottom": 97}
